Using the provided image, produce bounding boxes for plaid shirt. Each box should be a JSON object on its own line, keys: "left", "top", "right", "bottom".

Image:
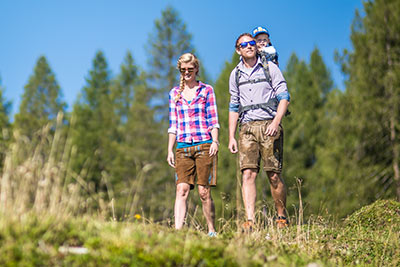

{"left": 168, "top": 81, "right": 220, "bottom": 143}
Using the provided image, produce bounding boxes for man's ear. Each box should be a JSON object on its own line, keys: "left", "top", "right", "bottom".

{"left": 236, "top": 48, "right": 241, "bottom": 55}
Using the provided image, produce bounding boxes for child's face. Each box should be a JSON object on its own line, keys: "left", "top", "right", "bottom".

{"left": 255, "top": 33, "right": 270, "bottom": 49}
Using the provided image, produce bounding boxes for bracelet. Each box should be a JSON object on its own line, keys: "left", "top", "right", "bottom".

{"left": 212, "top": 140, "right": 220, "bottom": 146}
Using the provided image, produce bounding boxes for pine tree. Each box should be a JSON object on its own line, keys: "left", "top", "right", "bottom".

{"left": 310, "top": 88, "right": 361, "bottom": 216}
{"left": 283, "top": 49, "right": 334, "bottom": 215}
{"left": 146, "top": 5, "right": 195, "bottom": 121}
{"left": 14, "top": 56, "right": 66, "bottom": 138}
{"left": 112, "top": 51, "right": 139, "bottom": 123}
{"left": 70, "top": 51, "right": 118, "bottom": 192}
{"left": 107, "top": 51, "right": 179, "bottom": 220}
{"left": 337, "top": 0, "right": 400, "bottom": 202}
{"left": 0, "top": 76, "right": 11, "bottom": 169}
{"left": 109, "top": 51, "right": 140, "bottom": 184}
{"left": 309, "top": 0, "right": 400, "bottom": 216}
{"left": 123, "top": 72, "right": 169, "bottom": 218}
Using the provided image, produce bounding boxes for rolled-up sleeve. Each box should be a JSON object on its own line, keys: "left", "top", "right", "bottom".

{"left": 269, "top": 62, "right": 290, "bottom": 102}
{"left": 205, "top": 86, "right": 220, "bottom": 130}
{"left": 168, "top": 91, "right": 177, "bottom": 134}
{"left": 229, "top": 69, "right": 240, "bottom": 113}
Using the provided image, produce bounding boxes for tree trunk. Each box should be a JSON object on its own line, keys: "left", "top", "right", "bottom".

{"left": 384, "top": 9, "right": 400, "bottom": 201}
{"left": 390, "top": 116, "right": 400, "bottom": 201}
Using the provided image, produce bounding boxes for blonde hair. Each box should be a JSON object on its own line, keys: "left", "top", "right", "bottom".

{"left": 174, "top": 53, "right": 199, "bottom": 102}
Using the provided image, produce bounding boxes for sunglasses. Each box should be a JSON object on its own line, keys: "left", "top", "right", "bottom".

{"left": 238, "top": 40, "right": 256, "bottom": 49}
{"left": 180, "top": 68, "right": 195, "bottom": 73}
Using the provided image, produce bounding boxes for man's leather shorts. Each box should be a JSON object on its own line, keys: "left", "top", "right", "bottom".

{"left": 238, "top": 120, "right": 283, "bottom": 173}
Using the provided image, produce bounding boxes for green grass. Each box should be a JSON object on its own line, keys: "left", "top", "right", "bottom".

{"left": 1, "top": 121, "right": 398, "bottom": 266}
{"left": 0, "top": 199, "right": 398, "bottom": 266}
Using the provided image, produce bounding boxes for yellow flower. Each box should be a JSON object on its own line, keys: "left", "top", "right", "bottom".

{"left": 134, "top": 214, "right": 141, "bottom": 220}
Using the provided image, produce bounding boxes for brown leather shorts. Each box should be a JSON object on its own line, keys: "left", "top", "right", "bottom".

{"left": 175, "top": 143, "right": 217, "bottom": 189}
{"left": 238, "top": 120, "right": 283, "bottom": 173}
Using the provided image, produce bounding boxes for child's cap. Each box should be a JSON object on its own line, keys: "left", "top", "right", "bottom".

{"left": 252, "top": 26, "right": 270, "bottom": 37}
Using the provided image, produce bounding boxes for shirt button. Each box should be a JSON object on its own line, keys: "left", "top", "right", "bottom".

{"left": 249, "top": 89, "right": 252, "bottom": 91}
{"left": 250, "top": 100, "right": 253, "bottom": 102}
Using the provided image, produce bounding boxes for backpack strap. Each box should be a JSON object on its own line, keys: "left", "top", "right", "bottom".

{"left": 238, "top": 77, "right": 269, "bottom": 87}
{"left": 259, "top": 54, "right": 273, "bottom": 88}
{"left": 239, "top": 98, "right": 278, "bottom": 117}
{"left": 235, "top": 66, "right": 241, "bottom": 89}
{"left": 235, "top": 55, "right": 273, "bottom": 89}
{"left": 235, "top": 57, "right": 289, "bottom": 121}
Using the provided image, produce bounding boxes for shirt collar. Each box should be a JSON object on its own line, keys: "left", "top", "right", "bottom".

{"left": 237, "top": 56, "right": 263, "bottom": 72}
{"left": 173, "top": 81, "right": 206, "bottom": 97}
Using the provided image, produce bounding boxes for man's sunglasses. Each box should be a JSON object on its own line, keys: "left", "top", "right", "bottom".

{"left": 238, "top": 40, "right": 256, "bottom": 49}
{"left": 180, "top": 68, "right": 195, "bottom": 73}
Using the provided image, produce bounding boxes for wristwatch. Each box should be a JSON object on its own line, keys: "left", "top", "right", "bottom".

{"left": 212, "top": 140, "right": 220, "bottom": 146}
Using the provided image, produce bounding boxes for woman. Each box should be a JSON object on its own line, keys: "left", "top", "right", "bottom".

{"left": 167, "top": 53, "right": 220, "bottom": 236}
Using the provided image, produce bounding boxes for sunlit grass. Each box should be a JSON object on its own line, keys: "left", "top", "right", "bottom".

{"left": 0, "top": 114, "right": 399, "bottom": 266}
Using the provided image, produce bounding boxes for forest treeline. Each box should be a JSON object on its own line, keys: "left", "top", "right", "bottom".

{"left": 0, "top": 0, "right": 399, "bottom": 221}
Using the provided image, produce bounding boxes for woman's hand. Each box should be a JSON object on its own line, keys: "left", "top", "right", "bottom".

{"left": 209, "top": 141, "right": 219, "bottom": 156}
{"left": 167, "top": 151, "right": 175, "bottom": 168}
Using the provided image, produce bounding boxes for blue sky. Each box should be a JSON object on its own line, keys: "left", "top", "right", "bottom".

{"left": 0, "top": 0, "right": 364, "bottom": 117}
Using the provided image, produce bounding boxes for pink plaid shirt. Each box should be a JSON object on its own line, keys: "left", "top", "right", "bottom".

{"left": 168, "top": 81, "right": 220, "bottom": 143}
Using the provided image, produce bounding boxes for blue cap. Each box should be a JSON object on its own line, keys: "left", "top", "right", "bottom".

{"left": 252, "top": 26, "right": 270, "bottom": 37}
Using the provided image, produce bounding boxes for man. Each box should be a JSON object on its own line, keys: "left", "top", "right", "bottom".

{"left": 228, "top": 33, "right": 290, "bottom": 229}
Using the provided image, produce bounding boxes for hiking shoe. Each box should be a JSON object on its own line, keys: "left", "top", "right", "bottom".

{"left": 241, "top": 220, "right": 254, "bottom": 233}
{"left": 208, "top": 231, "right": 217, "bottom": 237}
{"left": 275, "top": 216, "right": 289, "bottom": 229}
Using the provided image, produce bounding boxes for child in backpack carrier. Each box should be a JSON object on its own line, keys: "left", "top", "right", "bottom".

{"left": 252, "top": 26, "right": 279, "bottom": 66}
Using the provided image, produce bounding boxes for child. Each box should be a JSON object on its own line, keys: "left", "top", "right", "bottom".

{"left": 252, "top": 26, "right": 279, "bottom": 65}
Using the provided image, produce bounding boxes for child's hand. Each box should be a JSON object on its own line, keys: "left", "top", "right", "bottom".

{"left": 261, "top": 46, "right": 277, "bottom": 55}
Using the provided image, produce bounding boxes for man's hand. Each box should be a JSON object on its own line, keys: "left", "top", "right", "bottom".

{"left": 167, "top": 151, "right": 175, "bottom": 168}
{"left": 265, "top": 120, "right": 280, "bottom": 136}
{"left": 228, "top": 138, "right": 238, "bottom": 154}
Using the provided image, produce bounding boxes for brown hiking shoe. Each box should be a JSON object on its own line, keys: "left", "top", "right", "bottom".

{"left": 276, "top": 216, "right": 289, "bottom": 229}
{"left": 241, "top": 220, "right": 254, "bottom": 233}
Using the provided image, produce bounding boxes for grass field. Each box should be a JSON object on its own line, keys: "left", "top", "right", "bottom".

{"left": 0, "top": 123, "right": 399, "bottom": 266}
{"left": 0, "top": 199, "right": 398, "bottom": 266}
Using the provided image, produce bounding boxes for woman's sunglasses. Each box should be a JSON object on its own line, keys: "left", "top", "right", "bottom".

{"left": 238, "top": 40, "right": 256, "bottom": 49}
{"left": 180, "top": 68, "right": 195, "bottom": 73}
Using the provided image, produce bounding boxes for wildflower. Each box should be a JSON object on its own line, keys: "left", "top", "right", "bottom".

{"left": 134, "top": 214, "right": 141, "bottom": 220}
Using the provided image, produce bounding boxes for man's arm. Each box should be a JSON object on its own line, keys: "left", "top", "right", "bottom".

{"left": 228, "top": 68, "right": 241, "bottom": 153}
{"left": 265, "top": 99, "right": 289, "bottom": 136}
{"left": 228, "top": 111, "right": 239, "bottom": 153}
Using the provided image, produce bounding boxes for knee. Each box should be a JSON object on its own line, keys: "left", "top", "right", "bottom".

{"left": 198, "top": 188, "right": 210, "bottom": 202}
{"left": 242, "top": 169, "right": 257, "bottom": 184}
{"left": 176, "top": 185, "right": 190, "bottom": 199}
{"left": 268, "top": 172, "right": 282, "bottom": 188}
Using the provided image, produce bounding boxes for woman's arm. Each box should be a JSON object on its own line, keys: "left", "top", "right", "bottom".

{"left": 167, "top": 133, "right": 177, "bottom": 168}
{"left": 209, "top": 127, "right": 219, "bottom": 156}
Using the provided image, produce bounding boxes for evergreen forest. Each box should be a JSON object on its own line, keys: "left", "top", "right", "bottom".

{"left": 1, "top": 0, "right": 399, "bottom": 227}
